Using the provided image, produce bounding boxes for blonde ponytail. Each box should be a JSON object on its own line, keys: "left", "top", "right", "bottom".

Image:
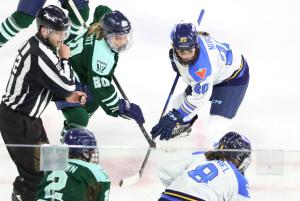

{"left": 87, "top": 22, "right": 104, "bottom": 40}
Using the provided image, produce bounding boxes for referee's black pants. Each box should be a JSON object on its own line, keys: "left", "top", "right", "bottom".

{"left": 0, "top": 102, "right": 49, "bottom": 201}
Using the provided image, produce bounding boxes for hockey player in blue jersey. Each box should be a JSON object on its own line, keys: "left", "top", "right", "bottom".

{"left": 0, "top": 0, "right": 89, "bottom": 48}
{"left": 158, "top": 131, "right": 251, "bottom": 201}
{"left": 151, "top": 22, "right": 249, "bottom": 146}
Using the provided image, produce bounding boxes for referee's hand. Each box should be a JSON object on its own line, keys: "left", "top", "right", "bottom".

{"left": 65, "top": 91, "right": 87, "bottom": 105}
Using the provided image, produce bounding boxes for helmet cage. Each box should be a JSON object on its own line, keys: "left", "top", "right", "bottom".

{"left": 218, "top": 132, "right": 252, "bottom": 172}
{"left": 106, "top": 31, "right": 132, "bottom": 53}
{"left": 63, "top": 128, "right": 99, "bottom": 164}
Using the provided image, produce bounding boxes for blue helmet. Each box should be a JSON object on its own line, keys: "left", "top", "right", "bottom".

{"left": 63, "top": 128, "right": 98, "bottom": 163}
{"left": 218, "top": 132, "right": 251, "bottom": 172}
{"left": 171, "top": 22, "right": 198, "bottom": 50}
{"left": 101, "top": 10, "right": 131, "bottom": 35}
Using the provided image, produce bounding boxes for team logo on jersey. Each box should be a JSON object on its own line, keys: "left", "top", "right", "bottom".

{"left": 195, "top": 68, "right": 207, "bottom": 80}
{"left": 96, "top": 60, "right": 107, "bottom": 74}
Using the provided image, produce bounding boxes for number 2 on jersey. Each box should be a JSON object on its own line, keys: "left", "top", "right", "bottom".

{"left": 188, "top": 163, "right": 218, "bottom": 183}
{"left": 44, "top": 171, "right": 68, "bottom": 200}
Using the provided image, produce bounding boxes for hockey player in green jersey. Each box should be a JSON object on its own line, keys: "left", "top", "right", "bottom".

{"left": 56, "top": 6, "right": 145, "bottom": 134}
{"left": 36, "top": 128, "right": 111, "bottom": 201}
{"left": 0, "top": 0, "right": 89, "bottom": 48}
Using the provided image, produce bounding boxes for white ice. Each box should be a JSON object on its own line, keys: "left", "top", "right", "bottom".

{"left": 0, "top": 0, "right": 300, "bottom": 200}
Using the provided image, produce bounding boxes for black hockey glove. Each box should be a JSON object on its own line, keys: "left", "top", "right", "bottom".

{"left": 119, "top": 99, "right": 145, "bottom": 124}
{"left": 151, "top": 109, "right": 184, "bottom": 140}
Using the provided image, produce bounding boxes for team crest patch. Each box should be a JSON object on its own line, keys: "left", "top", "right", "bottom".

{"left": 195, "top": 68, "right": 207, "bottom": 80}
{"left": 96, "top": 60, "right": 107, "bottom": 74}
{"left": 180, "top": 37, "right": 187, "bottom": 43}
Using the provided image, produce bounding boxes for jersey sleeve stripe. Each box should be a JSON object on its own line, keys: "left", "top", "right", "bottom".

{"left": 38, "top": 57, "right": 75, "bottom": 92}
{"left": 38, "top": 42, "right": 59, "bottom": 65}
{"left": 178, "top": 106, "right": 190, "bottom": 116}
{"left": 105, "top": 94, "right": 119, "bottom": 107}
{"left": 102, "top": 90, "right": 117, "bottom": 103}
{"left": 184, "top": 98, "right": 196, "bottom": 110}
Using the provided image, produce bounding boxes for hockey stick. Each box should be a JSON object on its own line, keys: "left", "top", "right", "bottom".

{"left": 160, "top": 74, "right": 180, "bottom": 118}
{"left": 120, "top": 9, "right": 206, "bottom": 187}
{"left": 67, "top": 0, "right": 88, "bottom": 28}
{"left": 160, "top": 9, "right": 205, "bottom": 118}
{"left": 112, "top": 75, "right": 156, "bottom": 148}
{"left": 66, "top": 1, "right": 157, "bottom": 187}
{"left": 65, "top": 1, "right": 155, "bottom": 148}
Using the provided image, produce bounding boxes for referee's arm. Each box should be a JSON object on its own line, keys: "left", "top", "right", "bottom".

{"left": 33, "top": 44, "right": 76, "bottom": 99}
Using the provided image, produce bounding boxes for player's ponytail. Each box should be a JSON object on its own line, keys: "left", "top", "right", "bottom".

{"left": 87, "top": 22, "right": 104, "bottom": 40}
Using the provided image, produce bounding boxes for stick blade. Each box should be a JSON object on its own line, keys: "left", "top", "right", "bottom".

{"left": 119, "top": 173, "right": 140, "bottom": 187}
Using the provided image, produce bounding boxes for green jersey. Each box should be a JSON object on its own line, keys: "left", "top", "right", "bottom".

{"left": 64, "top": 5, "right": 120, "bottom": 117}
{"left": 36, "top": 159, "right": 110, "bottom": 201}
{"left": 67, "top": 31, "right": 120, "bottom": 117}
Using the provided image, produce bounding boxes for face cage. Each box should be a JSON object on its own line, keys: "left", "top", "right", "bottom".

{"left": 238, "top": 156, "right": 251, "bottom": 173}
{"left": 46, "top": 26, "right": 70, "bottom": 41}
{"left": 106, "top": 31, "right": 132, "bottom": 53}
{"left": 174, "top": 47, "right": 199, "bottom": 66}
{"left": 82, "top": 148, "right": 99, "bottom": 164}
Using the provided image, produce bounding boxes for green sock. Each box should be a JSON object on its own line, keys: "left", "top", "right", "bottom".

{"left": 0, "top": 11, "right": 34, "bottom": 47}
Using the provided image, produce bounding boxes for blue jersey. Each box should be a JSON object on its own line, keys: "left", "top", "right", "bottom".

{"left": 158, "top": 153, "right": 250, "bottom": 201}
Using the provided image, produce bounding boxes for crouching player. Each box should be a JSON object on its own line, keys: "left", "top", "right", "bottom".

{"left": 158, "top": 132, "right": 251, "bottom": 201}
{"left": 36, "top": 128, "right": 110, "bottom": 201}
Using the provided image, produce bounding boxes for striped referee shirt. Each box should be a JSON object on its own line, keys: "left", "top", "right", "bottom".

{"left": 2, "top": 34, "right": 75, "bottom": 118}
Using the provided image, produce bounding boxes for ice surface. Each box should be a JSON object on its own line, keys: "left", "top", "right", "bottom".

{"left": 0, "top": 0, "right": 300, "bottom": 200}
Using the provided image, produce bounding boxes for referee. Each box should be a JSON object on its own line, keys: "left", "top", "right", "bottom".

{"left": 0, "top": 6, "right": 86, "bottom": 201}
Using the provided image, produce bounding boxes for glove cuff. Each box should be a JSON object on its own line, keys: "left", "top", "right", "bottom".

{"left": 170, "top": 109, "right": 184, "bottom": 123}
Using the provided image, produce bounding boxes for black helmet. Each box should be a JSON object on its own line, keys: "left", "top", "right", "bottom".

{"left": 36, "top": 5, "right": 69, "bottom": 31}
{"left": 101, "top": 10, "right": 131, "bottom": 35}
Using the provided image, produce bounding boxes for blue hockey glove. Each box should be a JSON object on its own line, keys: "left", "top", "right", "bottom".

{"left": 59, "top": 0, "right": 89, "bottom": 10}
{"left": 119, "top": 99, "right": 145, "bottom": 124}
{"left": 151, "top": 109, "right": 184, "bottom": 140}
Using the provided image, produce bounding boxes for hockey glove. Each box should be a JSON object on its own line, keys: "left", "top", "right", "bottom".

{"left": 151, "top": 109, "right": 184, "bottom": 140}
{"left": 59, "top": 0, "right": 89, "bottom": 10}
{"left": 119, "top": 99, "right": 145, "bottom": 124}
